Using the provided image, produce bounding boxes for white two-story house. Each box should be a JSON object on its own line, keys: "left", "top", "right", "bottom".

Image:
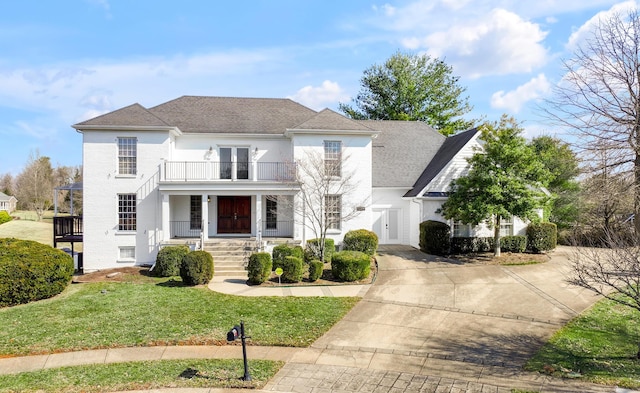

{"left": 73, "top": 95, "right": 529, "bottom": 271}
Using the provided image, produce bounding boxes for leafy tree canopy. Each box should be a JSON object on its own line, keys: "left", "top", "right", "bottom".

{"left": 339, "top": 51, "right": 476, "bottom": 136}
{"left": 530, "top": 136, "right": 581, "bottom": 229}
{"left": 439, "top": 115, "right": 551, "bottom": 255}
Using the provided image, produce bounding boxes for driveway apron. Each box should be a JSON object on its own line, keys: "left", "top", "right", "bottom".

{"left": 311, "top": 245, "right": 599, "bottom": 368}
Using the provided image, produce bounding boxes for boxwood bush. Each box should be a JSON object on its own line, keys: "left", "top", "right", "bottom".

{"left": 0, "top": 238, "right": 74, "bottom": 307}
{"left": 180, "top": 250, "right": 214, "bottom": 286}
{"left": 308, "top": 259, "right": 324, "bottom": 282}
{"left": 450, "top": 237, "right": 494, "bottom": 254}
{"left": 272, "top": 244, "right": 304, "bottom": 271}
{"left": 305, "top": 238, "right": 335, "bottom": 262}
{"left": 152, "top": 245, "right": 190, "bottom": 277}
{"left": 247, "top": 252, "right": 272, "bottom": 284}
{"left": 526, "top": 222, "right": 557, "bottom": 253}
{"left": 342, "top": 229, "right": 378, "bottom": 256}
{"left": 500, "top": 235, "right": 527, "bottom": 253}
{"left": 0, "top": 211, "right": 11, "bottom": 225}
{"left": 331, "top": 250, "right": 370, "bottom": 282}
{"left": 419, "top": 220, "right": 450, "bottom": 255}
{"left": 281, "top": 255, "right": 303, "bottom": 283}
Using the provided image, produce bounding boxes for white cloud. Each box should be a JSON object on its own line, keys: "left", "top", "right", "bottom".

{"left": 288, "top": 80, "right": 349, "bottom": 111}
{"left": 566, "top": 1, "right": 637, "bottom": 50}
{"left": 491, "top": 74, "right": 551, "bottom": 113}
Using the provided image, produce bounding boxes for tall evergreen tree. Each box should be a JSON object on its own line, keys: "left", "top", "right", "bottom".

{"left": 339, "top": 51, "right": 476, "bottom": 136}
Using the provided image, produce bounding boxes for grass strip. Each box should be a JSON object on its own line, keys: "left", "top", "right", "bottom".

{"left": 0, "top": 358, "right": 283, "bottom": 393}
{"left": 525, "top": 296, "right": 640, "bottom": 389}
{"left": 0, "top": 281, "right": 360, "bottom": 356}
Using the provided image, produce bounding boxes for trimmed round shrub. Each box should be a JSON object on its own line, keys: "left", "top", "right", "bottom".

{"left": 419, "top": 220, "right": 450, "bottom": 255}
{"left": 152, "top": 245, "right": 190, "bottom": 277}
{"left": 500, "top": 235, "right": 527, "bottom": 253}
{"left": 281, "top": 255, "right": 303, "bottom": 283}
{"left": 0, "top": 211, "right": 12, "bottom": 225}
{"left": 305, "top": 238, "right": 335, "bottom": 262}
{"left": 342, "top": 229, "right": 378, "bottom": 256}
{"left": 308, "top": 259, "right": 324, "bottom": 282}
{"left": 247, "top": 252, "right": 272, "bottom": 284}
{"left": 526, "top": 222, "right": 557, "bottom": 253}
{"left": 180, "top": 250, "right": 214, "bottom": 286}
{"left": 331, "top": 250, "right": 371, "bottom": 282}
{"left": 272, "top": 244, "right": 304, "bottom": 271}
{"left": 0, "top": 238, "right": 74, "bottom": 307}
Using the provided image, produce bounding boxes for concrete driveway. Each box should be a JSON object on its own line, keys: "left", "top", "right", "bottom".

{"left": 310, "top": 245, "right": 599, "bottom": 368}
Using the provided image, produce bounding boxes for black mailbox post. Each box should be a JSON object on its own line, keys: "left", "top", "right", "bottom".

{"left": 227, "top": 320, "right": 251, "bottom": 381}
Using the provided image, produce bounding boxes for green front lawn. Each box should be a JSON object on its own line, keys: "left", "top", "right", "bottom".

{"left": 0, "top": 359, "right": 283, "bottom": 392}
{"left": 0, "top": 279, "right": 359, "bottom": 356}
{"left": 525, "top": 296, "right": 640, "bottom": 388}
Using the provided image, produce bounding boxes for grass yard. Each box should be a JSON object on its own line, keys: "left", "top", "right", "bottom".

{"left": 525, "top": 296, "right": 640, "bottom": 388}
{"left": 0, "top": 217, "right": 53, "bottom": 246}
{"left": 0, "top": 358, "right": 283, "bottom": 392}
{"left": 0, "top": 278, "right": 359, "bottom": 356}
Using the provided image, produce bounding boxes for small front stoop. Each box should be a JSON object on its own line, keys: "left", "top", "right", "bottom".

{"left": 203, "top": 239, "right": 254, "bottom": 278}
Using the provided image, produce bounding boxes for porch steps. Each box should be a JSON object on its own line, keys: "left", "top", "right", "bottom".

{"left": 203, "top": 239, "right": 254, "bottom": 277}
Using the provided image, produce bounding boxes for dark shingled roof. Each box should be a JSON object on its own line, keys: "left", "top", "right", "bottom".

{"left": 363, "top": 120, "right": 445, "bottom": 188}
{"left": 74, "top": 103, "right": 169, "bottom": 128}
{"left": 74, "top": 96, "right": 319, "bottom": 133}
{"left": 148, "top": 96, "right": 317, "bottom": 133}
{"left": 293, "top": 109, "right": 374, "bottom": 131}
{"left": 404, "top": 127, "right": 479, "bottom": 197}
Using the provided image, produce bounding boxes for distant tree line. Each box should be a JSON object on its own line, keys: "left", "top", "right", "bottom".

{"left": 0, "top": 151, "right": 82, "bottom": 221}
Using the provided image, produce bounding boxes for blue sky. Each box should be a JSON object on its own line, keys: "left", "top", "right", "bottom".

{"left": 0, "top": 0, "right": 635, "bottom": 176}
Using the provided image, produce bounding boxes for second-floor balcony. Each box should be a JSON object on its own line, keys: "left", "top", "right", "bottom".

{"left": 160, "top": 161, "right": 297, "bottom": 182}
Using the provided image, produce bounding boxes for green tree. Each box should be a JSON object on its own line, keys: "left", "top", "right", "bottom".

{"left": 439, "top": 116, "right": 551, "bottom": 256}
{"left": 530, "top": 136, "right": 580, "bottom": 229}
{"left": 339, "top": 51, "right": 476, "bottom": 136}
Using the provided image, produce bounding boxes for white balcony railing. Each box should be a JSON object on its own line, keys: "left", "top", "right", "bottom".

{"left": 161, "top": 161, "right": 296, "bottom": 182}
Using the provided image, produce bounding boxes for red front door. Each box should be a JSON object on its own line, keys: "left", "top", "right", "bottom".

{"left": 218, "top": 196, "right": 251, "bottom": 233}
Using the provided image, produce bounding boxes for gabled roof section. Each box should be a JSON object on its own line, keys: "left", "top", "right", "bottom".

{"left": 73, "top": 104, "right": 169, "bottom": 129}
{"left": 366, "top": 120, "right": 446, "bottom": 188}
{"left": 148, "top": 96, "right": 318, "bottom": 134}
{"left": 290, "top": 109, "right": 374, "bottom": 132}
{"left": 0, "top": 191, "right": 16, "bottom": 201}
{"left": 404, "top": 127, "right": 480, "bottom": 197}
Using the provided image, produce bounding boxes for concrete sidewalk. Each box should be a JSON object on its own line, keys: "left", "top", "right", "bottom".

{"left": 208, "top": 276, "right": 371, "bottom": 297}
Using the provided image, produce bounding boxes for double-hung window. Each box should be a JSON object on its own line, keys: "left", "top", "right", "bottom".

{"left": 452, "top": 221, "right": 471, "bottom": 237}
{"left": 117, "top": 137, "right": 137, "bottom": 175}
{"left": 499, "top": 216, "right": 513, "bottom": 237}
{"left": 324, "top": 141, "right": 341, "bottom": 177}
{"left": 118, "top": 194, "right": 137, "bottom": 231}
{"left": 325, "top": 194, "right": 341, "bottom": 230}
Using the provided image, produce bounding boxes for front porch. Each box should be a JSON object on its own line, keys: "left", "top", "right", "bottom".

{"left": 162, "top": 193, "right": 297, "bottom": 241}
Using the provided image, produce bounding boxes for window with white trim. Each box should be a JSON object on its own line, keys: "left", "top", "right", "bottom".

{"left": 452, "top": 221, "right": 471, "bottom": 237}
{"left": 499, "top": 216, "right": 513, "bottom": 237}
{"left": 118, "top": 193, "right": 137, "bottom": 231}
{"left": 119, "top": 246, "right": 135, "bottom": 260}
{"left": 190, "top": 195, "right": 202, "bottom": 230}
{"left": 266, "top": 197, "right": 277, "bottom": 230}
{"left": 325, "top": 194, "right": 341, "bottom": 230}
{"left": 117, "top": 137, "right": 137, "bottom": 175}
{"left": 324, "top": 141, "right": 341, "bottom": 177}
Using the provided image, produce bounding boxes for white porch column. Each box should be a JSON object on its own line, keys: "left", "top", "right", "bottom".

{"left": 161, "top": 193, "right": 170, "bottom": 241}
{"left": 201, "top": 194, "right": 209, "bottom": 239}
{"left": 255, "top": 193, "right": 262, "bottom": 238}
